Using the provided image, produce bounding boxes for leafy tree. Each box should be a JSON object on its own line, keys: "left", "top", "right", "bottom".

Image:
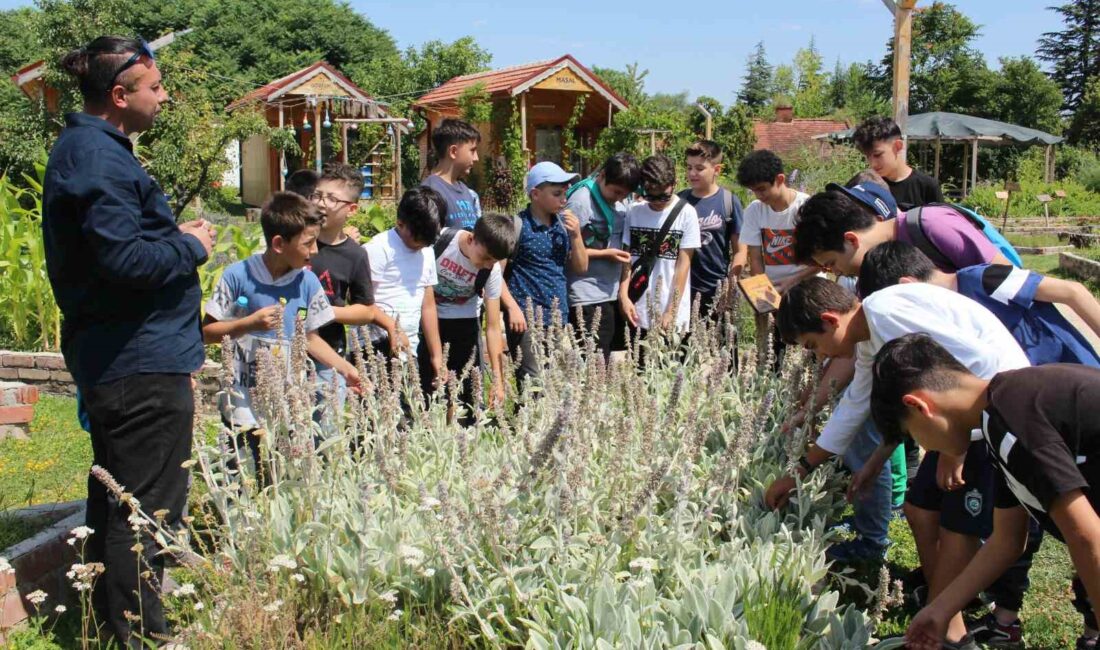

{"left": 986, "top": 56, "right": 1063, "bottom": 134}
{"left": 1038, "top": 0, "right": 1100, "bottom": 110}
{"left": 592, "top": 62, "right": 648, "bottom": 106}
{"left": 647, "top": 91, "right": 690, "bottom": 112}
{"left": 793, "top": 37, "right": 830, "bottom": 117}
{"left": 830, "top": 60, "right": 888, "bottom": 121}
{"left": 738, "top": 41, "right": 773, "bottom": 110}
{"left": 690, "top": 96, "right": 755, "bottom": 167}
{"left": 770, "top": 64, "right": 796, "bottom": 107}
{"left": 1068, "top": 77, "right": 1100, "bottom": 147}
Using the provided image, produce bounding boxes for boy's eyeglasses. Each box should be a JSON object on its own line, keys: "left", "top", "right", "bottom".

{"left": 107, "top": 39, "right": 155, "bottom": 89}
{"left": 642, "top": 192, "right": 673, "bottom": 202}
{"left": 310, "top": 191, "right": 357, "bottom": 208}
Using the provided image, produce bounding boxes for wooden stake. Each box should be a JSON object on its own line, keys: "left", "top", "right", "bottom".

{"left": 520, "top": 93, "right": 529, "bottom": 154}
{"left": 933, "top": 137, "right": 941, "bottom": 181}
{"left": 341, "top": 123, "right": 349, "bottom": 165}
{"left": 971, "top": 138, "right": 979, "bottom": 195}
{"left": 891, "top": 1, "right": 917, "bottom": 146}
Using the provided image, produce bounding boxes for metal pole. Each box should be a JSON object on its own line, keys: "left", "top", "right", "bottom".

{"left": 962, "top": 142, "right": 969, "bottom": 195}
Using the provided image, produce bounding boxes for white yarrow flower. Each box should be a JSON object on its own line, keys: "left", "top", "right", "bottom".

{"left": 69, "top": 525, "right": 94, "bottom": 540}
{"left": 398, "top": 545, "right": 425, "bottom": 567}
{"left": 26, "top": 589, "right": 48, "bottom": 606}
{"left": 745, "top": 642, "right": 767, "bottom": 650}
{"left": 387, "top": 608, "right": 403, "bottom": 621}
{"left": 292, "top": 573, "right": 306, "bottom": 583}
{"left": 262, "top": 599, "right": 283, "bottom": 613}
{"left": 193, "top": 602, "right": 205, "bottom": 611}
{"left": 378, "top": 589, "right": 398, "bottom": 605}
{"left": 173, "top": 583, "right": 197, "bottom": 597}
{"left": 0, "top": 557, "right": 12, "bottom": 575}
{"left": 54, "top": 605, "right": 67, "bottom": 614}
{"left": 267, "top": 554, "right": 298, "bottom": 572}
{"left": 628, "top": 557, "right": 658, "bottom": 573}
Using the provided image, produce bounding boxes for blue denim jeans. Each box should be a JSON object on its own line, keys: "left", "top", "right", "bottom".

{"left": 314, "top": 363, "right": 347, "bottom": 438}
{"left": 842, "top": 418, "right": 893, "bottom": 547}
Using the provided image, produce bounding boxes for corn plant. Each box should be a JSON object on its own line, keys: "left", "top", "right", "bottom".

{"left": 197, "top": 223, "right": 264, "bottom": 302}
{"left": 0, "top": 160, "right": 60, "bottom": 352}
{"left": 170, "top": 290, "right": 875, "bottom": 648}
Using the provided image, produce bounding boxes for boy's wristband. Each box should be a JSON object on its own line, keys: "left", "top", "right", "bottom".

{"left": 797, "top": 456, "right": 814, "bottom": 476}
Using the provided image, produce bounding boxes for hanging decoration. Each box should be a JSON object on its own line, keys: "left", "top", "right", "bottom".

{"left": 323, "top": 102, "right": 332, "bottom": 129}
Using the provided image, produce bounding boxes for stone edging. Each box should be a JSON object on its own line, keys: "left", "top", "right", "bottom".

{"left": 1060, "top": 252, "right": 1100, "bottom": 283}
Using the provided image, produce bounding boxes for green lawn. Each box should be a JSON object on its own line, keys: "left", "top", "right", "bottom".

{"left": 0, "top": 395, "right": 90, "bottom": 511}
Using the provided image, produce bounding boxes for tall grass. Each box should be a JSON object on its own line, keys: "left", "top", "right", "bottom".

{"left": 0, "top": 161, "right": 60, "bottom": 352}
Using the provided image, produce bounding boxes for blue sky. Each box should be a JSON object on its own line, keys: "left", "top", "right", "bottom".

{"left": 0, "top": 0, "right": 1063, "bottom": 101}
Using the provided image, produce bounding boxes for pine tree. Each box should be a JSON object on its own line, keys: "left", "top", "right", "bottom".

{"left": 738, "top": 41, "right": 773, "bottom": 109}
{"left": 1038, "top": 0, "right": 1100, "bottom": 110}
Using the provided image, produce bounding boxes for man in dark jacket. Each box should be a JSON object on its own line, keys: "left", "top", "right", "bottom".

{"left": 42, "top": 35, "right": 213, "bottom": 646}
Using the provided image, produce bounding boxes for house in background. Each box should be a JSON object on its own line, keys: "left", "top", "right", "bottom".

{"left": 226, "top": 61, "right": 409, "bottom": 206}
{"left": 752, "top": 105, "right": 849, "bottom": 159}
{"left": 412, "top": 55, "right": 628, "bottom": 191}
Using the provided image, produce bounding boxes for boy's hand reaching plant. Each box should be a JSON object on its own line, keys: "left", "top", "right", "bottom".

{"left": 340, "top": 363, "right": 364, "bottom": 394}
{"left": 905, "top": 605, "right": 951, "bottom": 649}
{"left": 765, "top": 474, "right": 797, "bottom": 510}
{"left": 507, "top": 303, "right": 528, "bottom": 333}
{"left": 389, "top": 329, "right": 411, "bottom": 356}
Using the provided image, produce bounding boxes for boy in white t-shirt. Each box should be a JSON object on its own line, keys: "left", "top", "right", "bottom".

{"left": 423, "top": 213, "right": 517, "bottom": 424}
{"left": 620, "top": 154, "right": 701, "bottom": 340}
{"left": 363, "top": 186, "right": 443, "bottom": 378}
{"left": 736, "top": 150, "right": 815, "bottom": 361}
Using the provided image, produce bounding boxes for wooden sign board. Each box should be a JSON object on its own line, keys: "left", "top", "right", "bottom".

{"left": 289, "top": 73, "right": 347, "bottom": 98}
{"left": 995, "top": 191, "right": 1009, "bottom": 200}
{"left": 1037, "top": 194, "right": 1053, "bottom": 203}
{"left": 1055, "top": 190, "right": 1068, "bottom": 198}
{"left": 534, "top": 67, "right": 594, "bottom": 93}
{"left": 738, "top": 274, "right": 782, "bottom": 314}
{"left": 1004, "top": 181, "right": 1021, "bottom": 192}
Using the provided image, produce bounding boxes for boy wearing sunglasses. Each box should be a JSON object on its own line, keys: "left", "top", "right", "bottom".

{"left": 620, "top": 154, "right": 701, "bottom": 337}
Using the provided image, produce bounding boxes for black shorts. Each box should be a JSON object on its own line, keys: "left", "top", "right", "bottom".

{"left": 906, "top": 440, "right": 994, "bottom": 537}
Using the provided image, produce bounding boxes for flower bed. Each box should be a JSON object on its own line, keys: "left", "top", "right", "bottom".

{"left": 142, "top": 308, "right": 878, "bottom": 648}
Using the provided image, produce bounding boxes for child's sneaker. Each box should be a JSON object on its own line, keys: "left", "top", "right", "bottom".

{"left": 942, "top": 633, "right": 979, "bottom": 649}
{"left": 1078, "top": 635, "right": 1099, "bottom": 650}
{"left": 966, "top": 612, "right": 1022, "bottom": 648}
{"left": 826, "top": 537, "right": 889, "bottom": 564}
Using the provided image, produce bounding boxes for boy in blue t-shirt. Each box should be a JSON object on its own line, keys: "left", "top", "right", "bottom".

{"left": 857, "top": 240, "right": 1100, "bottom": 646}
{"left": 421, "top": 118, "right": 482, "bottom": 230}
{"left": 203, "top": 192, "right": 360, "bottom": 440}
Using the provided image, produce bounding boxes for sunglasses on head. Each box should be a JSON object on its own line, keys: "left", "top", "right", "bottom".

{"left": 107, "top": 39, "right": 155, "bottom": 89}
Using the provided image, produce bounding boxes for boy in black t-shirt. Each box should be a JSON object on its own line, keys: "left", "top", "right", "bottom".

{"left": 305, "top": 163, "right": 401, "bottom": 429}
{"left": 853, "top": 116, "right": 943, "bottom": 211}
{"left": 871, "top": 333, "right": 1100, "bottom": 650}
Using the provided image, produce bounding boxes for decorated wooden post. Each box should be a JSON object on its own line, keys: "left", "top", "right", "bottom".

{"left": 885, "top": 0, "right": 918, "bottom": 145}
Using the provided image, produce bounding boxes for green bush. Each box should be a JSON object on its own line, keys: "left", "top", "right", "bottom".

{"left": 347, "top": 202, "right": 397, "bottom": 243}
{"left": 965, "top": 179, "right": 1100, "bottom": 220}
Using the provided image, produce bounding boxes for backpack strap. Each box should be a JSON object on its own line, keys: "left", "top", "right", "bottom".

{"left": 473, "top": 268, "right": 492, "bottom": 295}
{"left": 723, "top": 189, "right": 734, "bottom": 222}
{"left": 644, "top": 198, "right": 687, "bottom": 262}
{"left": 433, "top": 227, "right": 459, "bottom": 259}
{"left": 904, "top": 206, "right": 953, "bottom": 270}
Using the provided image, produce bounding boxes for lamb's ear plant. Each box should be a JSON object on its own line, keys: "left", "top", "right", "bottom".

{"left": 155, "top": 281, "right": 881, "bottom": 647}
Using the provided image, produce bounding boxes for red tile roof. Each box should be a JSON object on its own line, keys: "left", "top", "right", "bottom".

{"left": 413, "top": 55, "right": 628, "bottom": 111}
{"left": 753, "top": 118, "right": 850, "bottom": 156}
{"left": 227, "top": 61, "right": 375, "bottom": 111}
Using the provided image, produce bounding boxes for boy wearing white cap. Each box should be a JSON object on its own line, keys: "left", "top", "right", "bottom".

{"left": 501, "top": 161, "right": 589, "bottom": 390}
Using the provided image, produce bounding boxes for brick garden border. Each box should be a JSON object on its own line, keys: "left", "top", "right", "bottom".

{"left": 0, "top": 501, "right": 84, "bottom": 639}
{"left": 0, "top": 351, "right": 221, "bottom": 397}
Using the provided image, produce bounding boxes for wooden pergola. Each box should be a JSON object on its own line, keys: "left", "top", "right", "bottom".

{"left": 227, "top": 61, "right": 410, "bottom": 205}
